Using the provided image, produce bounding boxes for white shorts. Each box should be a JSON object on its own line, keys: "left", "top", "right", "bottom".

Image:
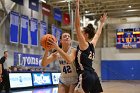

{"left": 59, "top": 76, "right": 78, "bottom": 86}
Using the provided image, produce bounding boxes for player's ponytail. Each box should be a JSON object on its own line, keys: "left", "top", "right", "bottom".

{"left": 83, "top": 24, "right": 95, "bottom": 39}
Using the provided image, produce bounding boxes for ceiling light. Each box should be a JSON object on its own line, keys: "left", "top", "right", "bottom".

{"left": 58, "top": 0, "right": 73, "bottom": 3}
{"left": 59, "top": 1, "right": 66, "bottom": 3}
{"left": 126, "top": 9, "right": 138, "bottom": 12}
{"left": 128, "top": 5, "right": 132, "bottom": 8}
{"left": 84, "top": 13, "right": 95, "bottom": 16}
{"left": 85, "top": 11, "right": 90, "bottom": 13}
{"left": 39, "top": 0, "right": 46, "bottom": 3}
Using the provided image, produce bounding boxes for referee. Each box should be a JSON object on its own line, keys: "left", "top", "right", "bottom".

{"left": 0, "top": 51, "right": 10, "bottom": 93}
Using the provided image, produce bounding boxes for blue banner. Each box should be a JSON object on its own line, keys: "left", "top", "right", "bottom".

{"left": 30, "top": 18, "right": 38, "bottom": 46}
{"left": 20, "top": 15, "right": 29, "bottom": 45}
{"left": 54, "top": 8, "right": 62, "bottom": 22}
{"left": 10, "top": 11, "right": 19, "bottom": 43}
{"left": 14, "top": 52, "right": 42, "bottom": 67}
{"left": 52, "top": 24, "right": 62, "bottom": 45}
{"left": 40, "top": 21, "right": 47, "bottom": 39}
{"left": 29, "top": 0, "right": 39, "bottom": 11}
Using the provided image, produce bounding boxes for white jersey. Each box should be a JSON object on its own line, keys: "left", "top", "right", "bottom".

{"left": 57, "top": 47, "right": 78, "bottom": 85}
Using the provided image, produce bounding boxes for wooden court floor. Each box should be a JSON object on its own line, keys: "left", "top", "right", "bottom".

{"left": 4, "top": 81, "right": 140, "bottom": 93}
{"left": 102, "top": 80, "right": 140, "bottom": 93}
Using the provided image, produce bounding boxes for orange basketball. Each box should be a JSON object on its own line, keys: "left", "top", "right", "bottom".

{"left": 40, "top": 34, "right": 57, "bottom": 50}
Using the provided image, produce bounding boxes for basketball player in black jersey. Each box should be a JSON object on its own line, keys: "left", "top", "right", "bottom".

{"left": 74, "top": 0, "right": 107, "bottom": 93}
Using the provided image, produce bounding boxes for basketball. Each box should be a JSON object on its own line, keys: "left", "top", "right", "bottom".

{"left": 40, "top": 34, "right": 57, "bottom": 50}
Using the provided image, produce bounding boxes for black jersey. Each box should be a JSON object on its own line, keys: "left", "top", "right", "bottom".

{"left": 75, "top": 42, "right": 95, "bottom": 74}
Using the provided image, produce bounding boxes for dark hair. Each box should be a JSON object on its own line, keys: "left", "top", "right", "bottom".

{"left": 59, "top": 34, "right": 63, "bottom": 48}
{"left": 4, "top": 51, "right": 8, "bottom": 54}
{"left": 83, "top": 24, "right": 95, "bottom": 39}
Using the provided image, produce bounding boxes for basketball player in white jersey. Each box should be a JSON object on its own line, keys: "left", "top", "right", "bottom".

{"left": 42, "top": 32, "right": 78, "bottom": 93}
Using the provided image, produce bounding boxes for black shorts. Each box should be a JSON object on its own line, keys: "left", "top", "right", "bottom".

{"left": 75, "top": 70, "right": 103, "bottom": 93}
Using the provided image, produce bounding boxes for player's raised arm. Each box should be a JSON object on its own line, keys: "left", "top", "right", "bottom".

{"left": 75, "top": 0, "right": 88, "bottom": 50}
{"left": 91, "top": 13, "right": 107, "bottom": 47}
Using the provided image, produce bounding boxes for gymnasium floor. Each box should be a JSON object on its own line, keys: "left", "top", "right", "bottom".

{"left": 6, "top": 81, "right": 140, "bottom": 93}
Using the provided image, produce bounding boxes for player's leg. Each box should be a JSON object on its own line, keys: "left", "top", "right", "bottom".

{"left": 74, "top": 74, "right": 85, "bottom": 93}
{"left": 58, "top": 83, "right": 69, "bottom": 93}
{"left": 68, "top": 84, "right": 77, "bottom": 93}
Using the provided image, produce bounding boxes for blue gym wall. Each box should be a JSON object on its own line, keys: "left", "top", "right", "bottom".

{"left": 101, "top": 60, "right": 140, "bottom": 80}
{"left": 101, "top": 47, "right": 140, "bottom": 80}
